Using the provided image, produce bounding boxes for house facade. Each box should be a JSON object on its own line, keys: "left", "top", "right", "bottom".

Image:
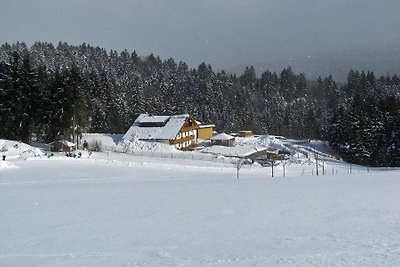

{"left": 123, "top": 114, "right": 199, "bottom": 150}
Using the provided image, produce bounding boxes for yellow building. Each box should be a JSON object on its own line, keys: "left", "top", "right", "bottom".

{"left": 239, "top": 130, "right": 253, "bottom": 137}
{"left": 197, "top": 124, "right": 215, "bottom": 140}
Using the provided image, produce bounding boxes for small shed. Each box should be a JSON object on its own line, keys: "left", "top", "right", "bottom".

{"left": 210, "top": 133, "right": 235, "bottom": 147}
{"left": 197, "top": 124, "right": 216, "bottom": 140}
{"left": 239, "top": 130, "right": 253, "bottom": 138}
{"left": 51, "top": 140, "right": 76, "bottom": 152}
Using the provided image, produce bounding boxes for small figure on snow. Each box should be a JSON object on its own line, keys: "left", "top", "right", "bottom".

{"left": 83, "top": 140, "right": 89, "bottom": 150}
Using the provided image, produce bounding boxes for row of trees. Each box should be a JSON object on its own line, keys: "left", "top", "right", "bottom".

{"left": 0, "top": 52, "right": 88, "bottom": 143}
{"left": 1, "top": 41, "right": 399, "bottom": 166}
{"left": 328, "top": 70, "right": 400, "bottom": 166}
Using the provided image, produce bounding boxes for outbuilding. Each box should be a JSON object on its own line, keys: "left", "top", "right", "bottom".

{"left": 197, "top": 124, "right": 216, "bottom": 140}
{"left": 51, "top": 140, "right": 76, "bottom": 152}
{"left": 210, "top": 133, "right": 235, "bottom": 147}
{"left": 239, "top": 130, "right": 253, "bottom": 138}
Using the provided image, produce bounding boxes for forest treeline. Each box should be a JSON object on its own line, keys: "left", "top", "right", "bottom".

{"left": 0, "top": 42, "right": 400, "bottom": 166}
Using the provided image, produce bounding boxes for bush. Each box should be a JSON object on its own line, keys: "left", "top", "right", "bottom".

{"left": 90, "top": 140, "right": 102, "bottom": 152}
{"left": 0, "top": 145, "right": 8, "bottom": 153}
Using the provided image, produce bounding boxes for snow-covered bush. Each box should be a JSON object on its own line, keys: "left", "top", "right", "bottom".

{"left": 0, "top": 145, "right": 7, "bottom": 153}
{"left": 90, "top": 140, "right": 102, "bottom": 152}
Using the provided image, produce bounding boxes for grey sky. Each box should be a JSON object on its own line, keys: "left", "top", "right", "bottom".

{"left": 1, "top": 0, "right": 399, "bottom": 69}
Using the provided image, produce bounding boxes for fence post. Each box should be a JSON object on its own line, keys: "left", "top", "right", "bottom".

{"left": 271, "top": 161, "right": 274, "bottom": 177}
{"left": 283, "top": 160, "right": 286, "bottom": 178}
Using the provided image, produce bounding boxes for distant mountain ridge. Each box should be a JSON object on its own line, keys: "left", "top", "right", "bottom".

{"left": 229, "top": 39, "right": 400, "bottom": 82}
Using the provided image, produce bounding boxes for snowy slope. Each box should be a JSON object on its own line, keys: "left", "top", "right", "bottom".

{"left": 1, "top": 151, "right": 399, "bottom": 266}
{"left": 0, "top": 139, "right": 44, "bottom": 161}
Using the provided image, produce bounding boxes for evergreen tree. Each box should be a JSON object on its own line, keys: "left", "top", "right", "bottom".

{"left": 1, "top": 41, "right": 400, "bottom": 166}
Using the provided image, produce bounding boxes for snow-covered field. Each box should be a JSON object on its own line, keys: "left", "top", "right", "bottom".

{"left": 1, "top": 140, "right": 400, "bottom": 266}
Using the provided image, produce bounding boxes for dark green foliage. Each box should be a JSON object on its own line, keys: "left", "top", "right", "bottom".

{"left": 328, "top": 70, "right": 400, "bottom": 166}
{"left": 0, "top": 42, "right": 399, "bottom": 166}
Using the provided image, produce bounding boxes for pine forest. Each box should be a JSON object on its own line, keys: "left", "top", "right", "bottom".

{"left": 1, "top": 41, "right": 400, "bottom": 166}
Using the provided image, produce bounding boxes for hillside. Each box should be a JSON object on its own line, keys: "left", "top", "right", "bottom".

{"left": 1, "top": 42, "right": 400, "bottom": 167}
{"left": 1, "top": 138, "right": 400, "bottom": 266}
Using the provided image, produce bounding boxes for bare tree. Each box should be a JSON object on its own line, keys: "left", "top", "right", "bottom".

{"left": 234, "top": 158, "right": 245, "bottom": 179}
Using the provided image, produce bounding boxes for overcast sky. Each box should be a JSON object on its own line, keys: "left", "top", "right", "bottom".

{"left": 1, "top": 0, "right": 399, "bottom": 69}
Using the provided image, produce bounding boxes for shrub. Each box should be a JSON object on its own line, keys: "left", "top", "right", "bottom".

{"left": 90, "top": 140, "right": 102, "bottom": 152}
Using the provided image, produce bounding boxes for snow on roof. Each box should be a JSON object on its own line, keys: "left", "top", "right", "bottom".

{"left": 140, "top": 115, "right": 170, "bottom": 124}
{"left": 210, "top": 133, "right": 235, "bottom": 141}
{"left": 123, "top": 114, "right": 192, "bottom": 141}
{"left": 198, "top": 124, "right": 216, "bottom": 129}
{"left": 61, "top": 140, "right": 76, "bottom": 147}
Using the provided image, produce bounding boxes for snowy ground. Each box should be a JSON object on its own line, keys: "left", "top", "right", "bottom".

{"left": 1, "top": 146, "right": 400, "bottom": 266}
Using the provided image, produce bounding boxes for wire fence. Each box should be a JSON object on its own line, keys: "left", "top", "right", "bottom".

{"left": 271, "top": 161, "right": 399, "bottom": 178}
{"left": 101, "top": 144, "right": 399, "bottom": 178}
{"left": 102, "top": 144, "right": 238, "bottom": 165}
